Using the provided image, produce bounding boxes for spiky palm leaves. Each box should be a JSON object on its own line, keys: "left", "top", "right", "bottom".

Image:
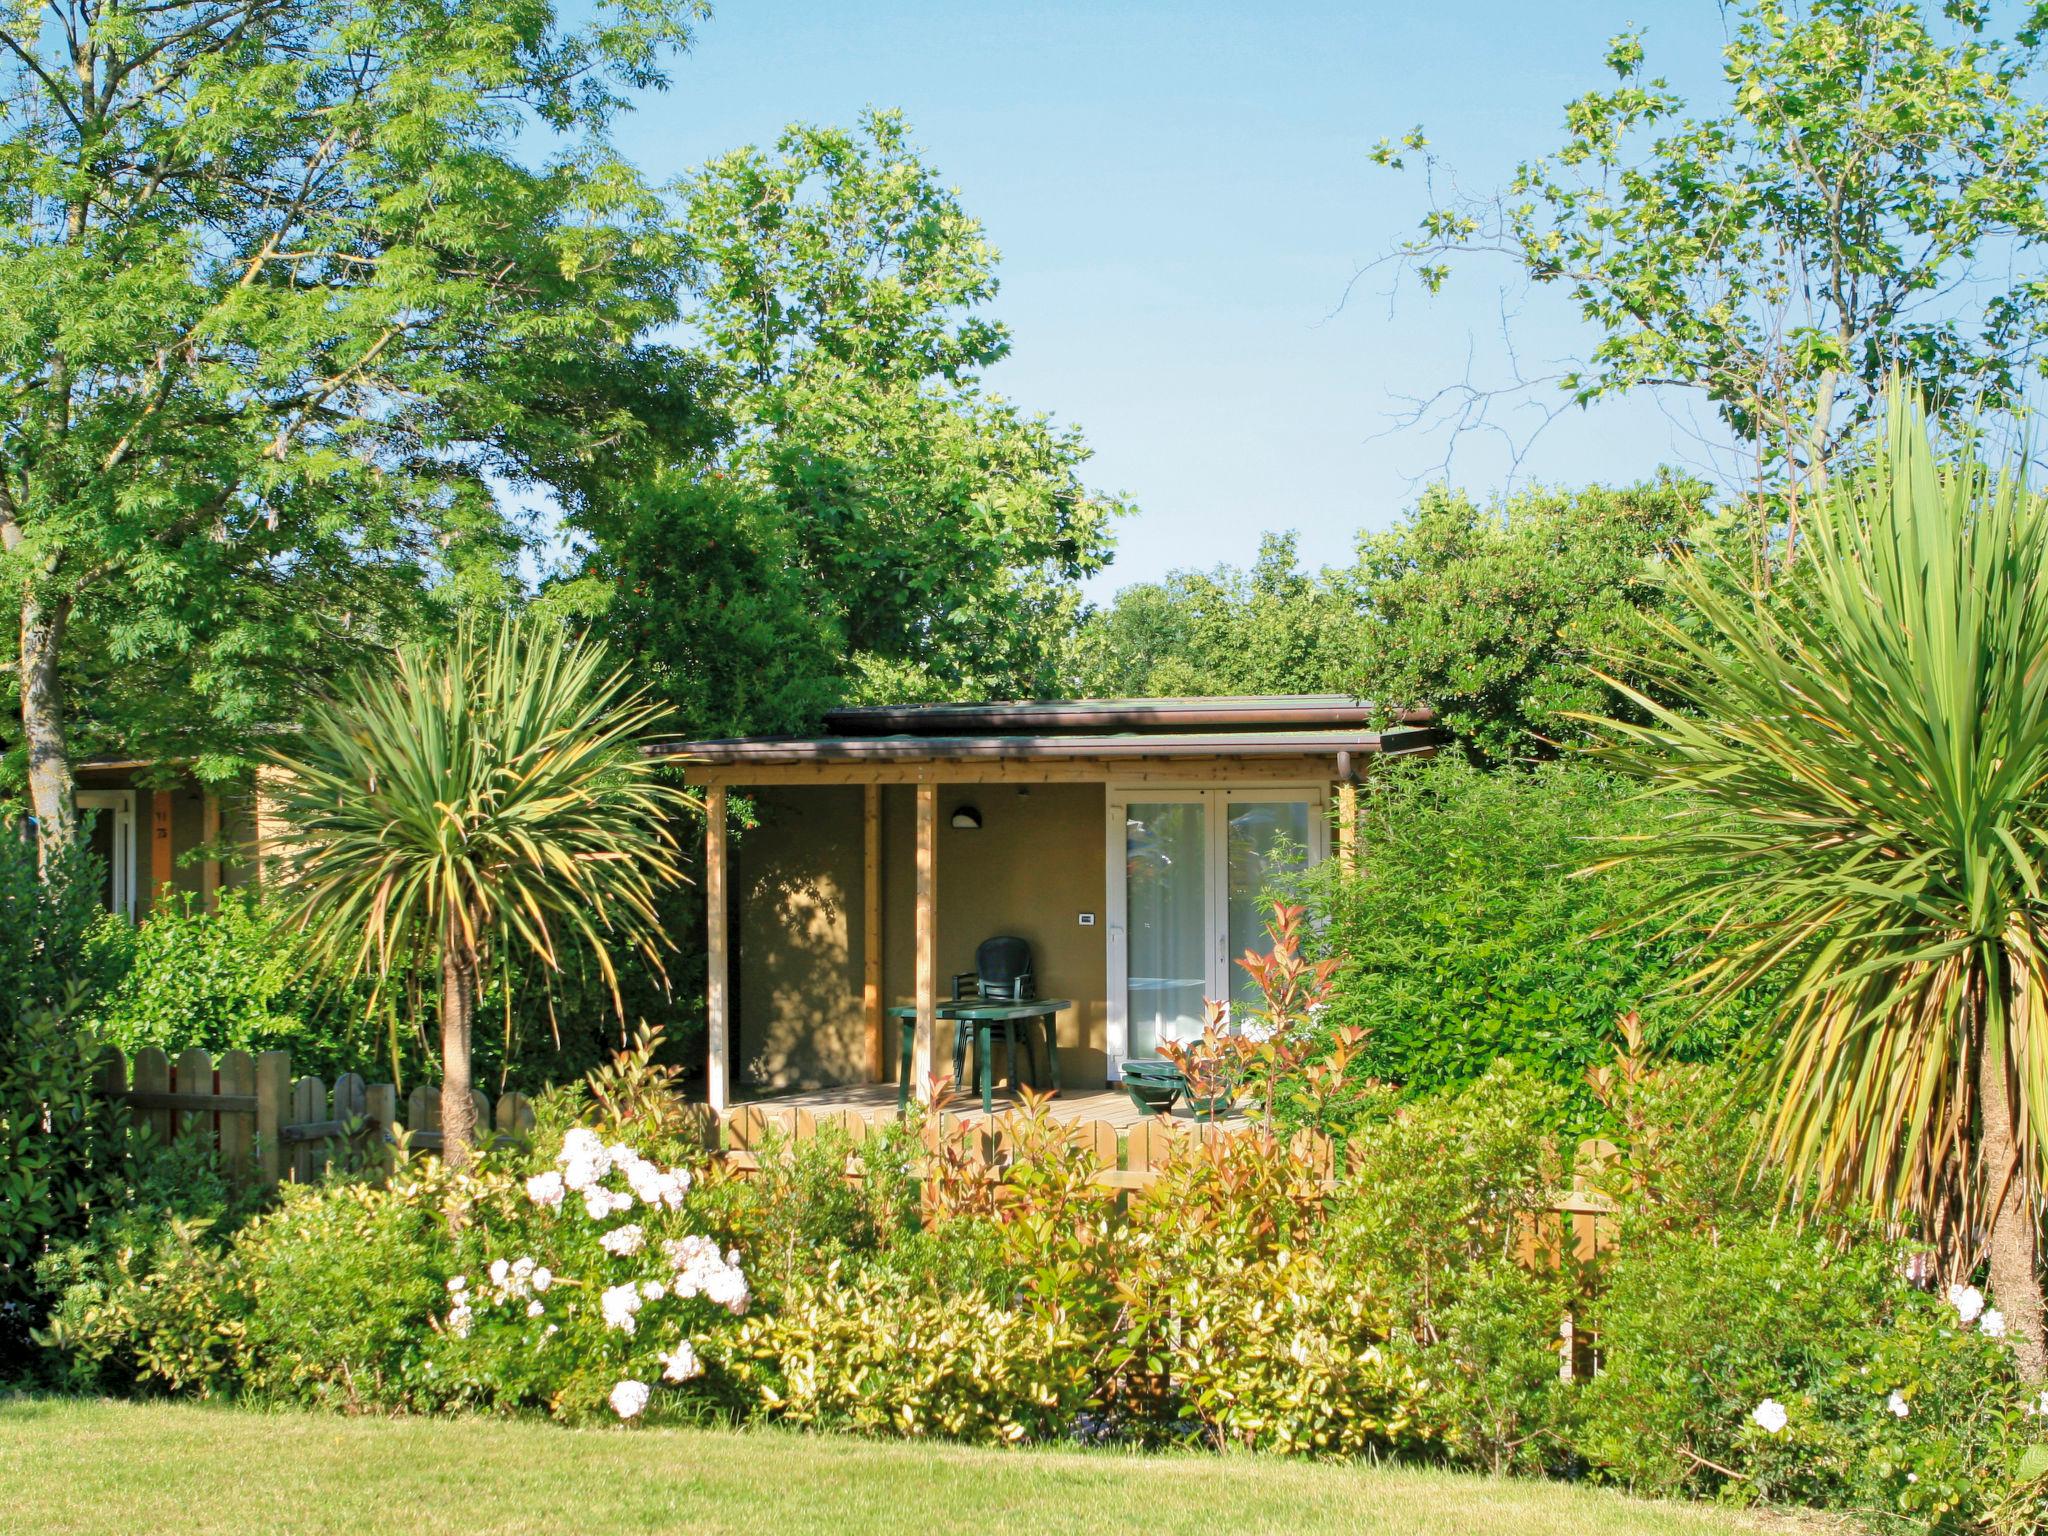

{"left": 1588, "top": 393, "right": 2048, "bottom": 1378}
{"left": 268, "top": 615, "right": 690, "bottom": 1166}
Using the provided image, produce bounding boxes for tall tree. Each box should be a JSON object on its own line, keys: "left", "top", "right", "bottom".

{"left": 1590, "top": 394, "right": 2048, "bottom": 1380}
{"left": 559, "top": 109, "right": 1128, "bottom": 730}
{"left": 1349, "top": 476, "right": 1709, "bottom": 764}
{"left": 1377, "top": 0, "right": 2048, "bottom": 508}
{"left": 0, "top": 0, "right": 701, "bottom": 858}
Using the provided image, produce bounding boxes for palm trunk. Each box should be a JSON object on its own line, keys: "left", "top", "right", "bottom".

{"left": 439, "top": 941, "right": 478, "bottom": 1172}
{"left": 1979, "top": 1000, "right": 2047, "bottom": 1382}
{"left": 20, "top": 590, "right": 75, "bottom": 862}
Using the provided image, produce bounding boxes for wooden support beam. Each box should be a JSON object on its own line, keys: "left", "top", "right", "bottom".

{"left": 200, "top": 793, "right": 222, "bottom": 912}
{"left": 1337, "top": 780, "right": 1359, "bottom": 877}
{"left": 913, "top": 782, "right": 937, "bottom": 1098}
{"left": 706, "top": 785, "right": 730, "bottom": 1114}
{"left": 863, "top": 783, "right": 883, "bottom": 1083}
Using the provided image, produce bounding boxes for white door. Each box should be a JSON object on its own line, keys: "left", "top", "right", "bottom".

{"left": 75, "top": 790, "right": 137, "bottom": 922}
{"left": 1105, "top": 785, "right": 1327, "bottom": 1073}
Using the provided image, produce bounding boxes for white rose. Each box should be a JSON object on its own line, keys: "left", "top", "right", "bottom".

{"left": 1751, "top": 1398, "right": 1789, "bottom": 1435}
{"left": 608, "top": 1379, "right": 650, "bottom": 1420}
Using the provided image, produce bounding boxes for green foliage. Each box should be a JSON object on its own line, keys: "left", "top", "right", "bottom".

{"left": 1349, "top": 478, "right": 1708, "bottom": 764}
{"left": 81, "top": 893, "right": 384, "bottom": 1078}
{"left": 1382, "top": 0, "right": 2048, "bottom": 487}
{"left": 1290, "top": 758, "right": 1762, "bottom": 1143}
{"left": 1328, "top": 1067, "right": 1576, "bottom": 1474}
{"left": 231, "top": 1177, "right": 460, "bottom": 1411}
{"left": 31, "top": 1139, "right": 257, "bottom": 1397}
{"left": 1069, "top": 532, "right": 1365, "bottom": 699}
{"left": 0, "top": 834, "right": 131, "bottom": 1369}
{"left": 562, "top": 109, "right": 1128, "bottom": 729}
{"left": 0, "top": 0, "right": 708, "bottom": 832}
{"left": 1070, "top": 478, "right": 1706, "bottom": 768}
{"left": 712, "top": 1265, "right": 1100, "bottom": 1444}
{"left": 1582, "top": 1219, "right": 2030, "bottom": 1522}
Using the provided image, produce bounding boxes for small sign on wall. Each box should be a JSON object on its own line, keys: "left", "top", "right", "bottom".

{"left": 1077, "top": 912, "right": 1095, "bottom": 927}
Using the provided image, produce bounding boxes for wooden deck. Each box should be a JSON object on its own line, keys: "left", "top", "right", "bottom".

{"left": 736, "top": 1081, "right": 1250, "bottom": 1133}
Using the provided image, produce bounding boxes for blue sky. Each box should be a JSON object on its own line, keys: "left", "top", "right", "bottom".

{"left": 601, "top": 0, "right": 1744, "bottom": 600}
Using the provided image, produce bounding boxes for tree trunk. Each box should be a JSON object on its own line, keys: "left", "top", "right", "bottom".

{"left": 439, "top": 942, "right": 478, "bottom": 1172}
{"left": 1979, "top": 1009, "right": 2047, "bottom": 1382}
{"left": 20, "top": 589, "right": 75, "bottom": 863}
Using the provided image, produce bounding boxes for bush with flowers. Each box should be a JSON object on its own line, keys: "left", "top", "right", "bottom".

{"left": 1573, "top": 1056, "right": 2046, "bottom": 1532}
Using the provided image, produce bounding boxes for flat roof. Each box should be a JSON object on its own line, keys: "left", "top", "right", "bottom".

{"left": 644, "top": 726, "right": 1440, "bottom": 768}
{"left": 818, "top": 694, "right": 1431, "bottom": 736}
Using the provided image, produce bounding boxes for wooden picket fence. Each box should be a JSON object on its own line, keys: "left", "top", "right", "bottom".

{"left": 94, "top": 1044, "right": 537, "bottom": 1190}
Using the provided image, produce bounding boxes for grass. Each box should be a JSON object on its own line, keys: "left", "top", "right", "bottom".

{"left": 1, "top": 1396, "right": 1829, "bottom": 1536}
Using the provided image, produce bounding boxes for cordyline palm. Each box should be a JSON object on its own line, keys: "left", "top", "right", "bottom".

{"left": 1585, "top": 391, "right": 2048, "bottom": 1381}
{"left": 267, "top": 615, "right": 689, "bottom": 1168}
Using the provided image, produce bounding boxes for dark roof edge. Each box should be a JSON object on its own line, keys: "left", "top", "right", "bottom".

{"left": 644, "top": 727, "right": 1443, "bottom": 767}
{"left": 818, "top": 695, "right": 1434, "bottom": 736}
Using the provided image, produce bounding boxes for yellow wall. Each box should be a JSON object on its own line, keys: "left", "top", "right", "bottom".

{"left": 882, "top": 782, "right": 1110, "bottom": 1090}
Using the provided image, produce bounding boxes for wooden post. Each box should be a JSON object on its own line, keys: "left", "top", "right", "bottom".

{"left": 913, "top": 782, "right": 937, "bottom": 1097}
{"left": 254, "top": 1050, "right": 291, "bottom": 1190}
{"left": 149, "top": 790, "right": 173, "bottom": 906}
{"left": 863, "top": 783, "right": 883, "bottom": 1082}
{"left": 705, "top": 784, "right": 730, "bottom": 1113}
{"left": 200, "top": 793, "right": 221, "bottom": 912}
{"left": 1336, "top": 780, "right": 1359, "bottom": 877}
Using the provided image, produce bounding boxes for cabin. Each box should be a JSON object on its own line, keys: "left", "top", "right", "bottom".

{"left": 647, "top": 695, "right": 1438, "bottom": 1117}
{"left": 68, "top": 758, "right": 268, "bottom": 920}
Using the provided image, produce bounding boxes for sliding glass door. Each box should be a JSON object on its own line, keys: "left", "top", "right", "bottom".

{"left": 1108, "top": 786, "right": 1325, "bottom": 1067}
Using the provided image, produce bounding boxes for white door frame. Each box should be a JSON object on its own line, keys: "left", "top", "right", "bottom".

{"left": 1104, "top": 781, "right": 1329, "bottom": 1079}
{"left": 75, "top": 789, "right": 137, "bottom": 922}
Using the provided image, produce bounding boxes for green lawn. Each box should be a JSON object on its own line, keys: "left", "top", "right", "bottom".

{"left": 1, "top": 1396, "right": 1830, "bottom": 1536}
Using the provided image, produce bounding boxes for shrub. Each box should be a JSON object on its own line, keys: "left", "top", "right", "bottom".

{"left": 1327, "top": 1066, "right": 1577, "bottom": 1473}
{"left": 0, "top": 833, "right": 131, "bottom": 1372}
{"left": 1579, "top": 1218, "right": 2030, "bottom": 1522}
{"left": 31, "top": 1138, "right": 255, "bottom": 1396}
{"left": 712, "top": 1265, "right": 1099, "bottom": 1443}
{"left": 1288, "top": 756, "right": 1768, "bottom": 1142}
{"left": 82, "top": 891, "right": 388, "bottom": 1078}
{"left": 231, "top": 1174, "right": 458, "bottom": 1411}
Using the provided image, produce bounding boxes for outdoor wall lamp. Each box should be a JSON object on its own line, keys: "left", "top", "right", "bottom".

{"left": 950, "top": 805, "right": 983, "bottom": 830}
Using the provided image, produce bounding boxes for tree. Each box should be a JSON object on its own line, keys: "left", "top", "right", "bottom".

{"left": 1350, "top": 476, "right": 1709, "bottom": 764}
{"left": 0, "top": 0, "right": 702, "bottom": 860}
{"left": 559, "top": 109, "right": 1128, "bottom": 730}
{"left": 1068, "top": 532, "right": 1364, "bottom": 699}
{"left": 1589, "top": 394, "right": 2048, "bottom": 1380}
{"left": 1377, "top": 0, "right": 2048, "bottom": 508}
{"left": 267, "top": 615, "right": 688, "bottom": 1168}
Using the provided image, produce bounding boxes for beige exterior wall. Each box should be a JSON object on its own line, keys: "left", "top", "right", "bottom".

{"left": 731, "top": 785, "right": 868, "bottom": 1091}
{"left": 732, "top": 780, "right": 1112, "bottom": 1093}
{"left": 722, "top": 756, "right": 1352, "bottom": 1097}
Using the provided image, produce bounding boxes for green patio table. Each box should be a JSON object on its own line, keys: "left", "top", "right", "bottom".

{"left": 889, "top": 998, "right": 1071, "bottom": 1113}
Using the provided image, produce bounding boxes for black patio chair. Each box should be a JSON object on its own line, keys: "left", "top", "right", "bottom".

{"left": 947, "top": 935, "right": 1042, "bottom": 1091}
